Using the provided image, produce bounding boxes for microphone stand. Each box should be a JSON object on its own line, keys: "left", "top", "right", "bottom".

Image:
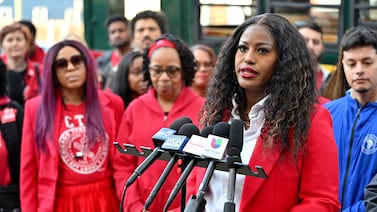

{"left": 164, "top": 157, "right": 196, "bottom": 212}
{"left": 181, "top": 182, "right": 186, "bottom": 212}
{"left": 144, "top": 155, "right": 178, "bottom": 210}
{"left": 184, "top": 160, "right": 216, "bottom": 212}
{"left": 144, "top": 153, "right": 189, "bottom": 212}
{"left": 179, "top": 155, "right": 189, "bottom": 212}
{"left": 223, "top": 151, "right": 241, "bottom": 212}
{"left": 114, "top": 142, "right": 268, "bottom": 212}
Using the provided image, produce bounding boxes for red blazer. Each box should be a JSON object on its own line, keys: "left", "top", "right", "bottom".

{"left": 186, "top": 105, "right": 340, "bottom": 211}
{"left": 20, "top": 91, "right": 125, "bottom": 211}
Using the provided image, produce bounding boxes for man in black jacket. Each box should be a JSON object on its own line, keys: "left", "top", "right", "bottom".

{"left": 97, "top": 15, "right": 132, "bottom": 89}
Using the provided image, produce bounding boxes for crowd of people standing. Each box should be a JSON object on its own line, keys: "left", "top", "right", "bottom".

{"left": 1, "top": 9, "right": 377, "bottom": 212}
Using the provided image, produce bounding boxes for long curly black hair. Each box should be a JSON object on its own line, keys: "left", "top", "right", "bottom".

{"left": 201, "top": 13, "right": 317, "bottom": 154}
{"left": 142, "top": 34, "right": 196, "bottom": 87}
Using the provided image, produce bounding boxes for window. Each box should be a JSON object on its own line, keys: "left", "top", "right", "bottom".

{"left": 355, "top": 0, "right": 377, "bottom": 28}
{"left": 198, "top": 0, "right": 257, "bottom": 38}
{"left": 270, "top": 0, "right": 341, "bottom": 44}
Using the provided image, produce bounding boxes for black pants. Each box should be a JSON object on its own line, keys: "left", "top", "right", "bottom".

{"left": 0, "top": 185, "right": 20, "bottom": 212}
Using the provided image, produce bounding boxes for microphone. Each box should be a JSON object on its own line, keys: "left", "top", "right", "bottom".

{"left": 224, "top": 119, "right": 244, "bottom": 212}
{"left": 182, "top": 125, "right": 214, "bottom": 156}
{"left": 200, "top": 125, "right": 214, "bottom": 137}
{"left": 184, "top": 122, "right": 230, "bottom": 212}
{"left": 201, "top": 122, "right": 230, "bottom": 160}
{"left": 124, "top": 117, "right": 192, "bottom": 188}
{"left": 152, "top": 116, "right": 192, "bottom": 147}
{"left": 161, "top": 123, "right": 199, "bottom": 152}
{"left": 143, "top": 123, "right": 200, "bottom": 210}
{"left": 165, "top": 123, "right": 230, "bottom": 211}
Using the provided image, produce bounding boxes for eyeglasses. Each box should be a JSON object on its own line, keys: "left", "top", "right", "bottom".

{"left": 148, "top": 65, "right": 181, "bottom": 78}
{"left": 195, "top": 61, "right": 213, "bottom": 69}
{"left": 54, "top": 55, "right": 85, "bottom": 73}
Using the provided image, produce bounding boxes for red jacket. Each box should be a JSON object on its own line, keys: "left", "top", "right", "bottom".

{"left": 20, "top": 91, "right": 125, "bottom": 211}
{"left": 23, "top": 59, "right": 42, "bottom": 101}
{"left": 29, "top": 45, "right": 45, "bottom": 65}
{"left": 1, "top": 54, "right": 42, "bottom": 102}
{"left": 186, "top": 105, "right": 340, "bottom": 211}
{"left": 116, "top": 87, "right": 205, "bottom": 212}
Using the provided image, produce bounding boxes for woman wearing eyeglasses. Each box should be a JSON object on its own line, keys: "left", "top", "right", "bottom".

{"left": 20, "top": 40, "right": 125, "bottom": 211}
{"left": 116, "top": 34, "right": 205, "bottom": 211}
{"left": 190, "top": 44, "right": 217, "bottom": 97}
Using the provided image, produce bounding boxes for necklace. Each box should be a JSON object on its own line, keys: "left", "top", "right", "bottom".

{"left": 244, "top": 119, "right": 250, "bottom": 129}
{"left": 241, "top": 112, "right": 250, "bottom": 129}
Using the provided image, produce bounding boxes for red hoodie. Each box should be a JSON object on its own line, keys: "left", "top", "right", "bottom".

{"left": 115, "top": 87, "right": 205, "bottom": 212}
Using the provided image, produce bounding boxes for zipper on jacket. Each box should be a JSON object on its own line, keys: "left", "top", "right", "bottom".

{"left": 164, "top": 114, "right": 168, "bottom": 122}
{"left": 340, "top": 104, "right": 362, "bottom": 210}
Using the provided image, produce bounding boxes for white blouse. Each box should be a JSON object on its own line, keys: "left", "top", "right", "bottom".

{"left": 204, "top": 96, "right": 267, "bottom": 212}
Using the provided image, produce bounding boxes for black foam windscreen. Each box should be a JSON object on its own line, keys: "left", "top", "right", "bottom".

{"left": 177, "top": 123, "right": 200, "bottom": 137}
{"left": 212, "top": 122, "right": 230, "bottom": 138}
{"left": 200, "top": 125, "right": 214, "bottom": 137}
{"left": 169, "top": 117, "right": 192, "bottom": 130}
{"left": 228, "top": 119, "right": 244, "bottom": 157}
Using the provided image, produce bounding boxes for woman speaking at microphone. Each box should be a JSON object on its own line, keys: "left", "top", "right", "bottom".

{"left": 187, "top": 13, "right": 340, "bottom": 211}
{"left": 116, "top": 34, "right": 204, "bottom": 211}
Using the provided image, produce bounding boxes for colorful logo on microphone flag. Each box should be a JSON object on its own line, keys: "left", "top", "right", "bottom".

{"left": 202, "top": 135, "right": 229, "bottom": 160}
{"left": 211, "top": 137, "right": 222, "bottom": 149}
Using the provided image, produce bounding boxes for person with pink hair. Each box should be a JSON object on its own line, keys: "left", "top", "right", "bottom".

{"left": 20, "top": 40, "right": 125, "bottom": 211}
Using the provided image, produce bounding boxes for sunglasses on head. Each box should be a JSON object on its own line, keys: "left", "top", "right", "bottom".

{"left": 54, "top": 55, "right": 85, "bottom": 72}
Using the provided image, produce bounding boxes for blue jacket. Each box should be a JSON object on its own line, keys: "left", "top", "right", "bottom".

{"left": 325, "top": 90, "right": 377, "bottom": 212}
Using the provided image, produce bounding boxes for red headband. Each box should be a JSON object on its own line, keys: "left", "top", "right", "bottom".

{"left": 147, "top": 39, "right": 176, "bottom": 57}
